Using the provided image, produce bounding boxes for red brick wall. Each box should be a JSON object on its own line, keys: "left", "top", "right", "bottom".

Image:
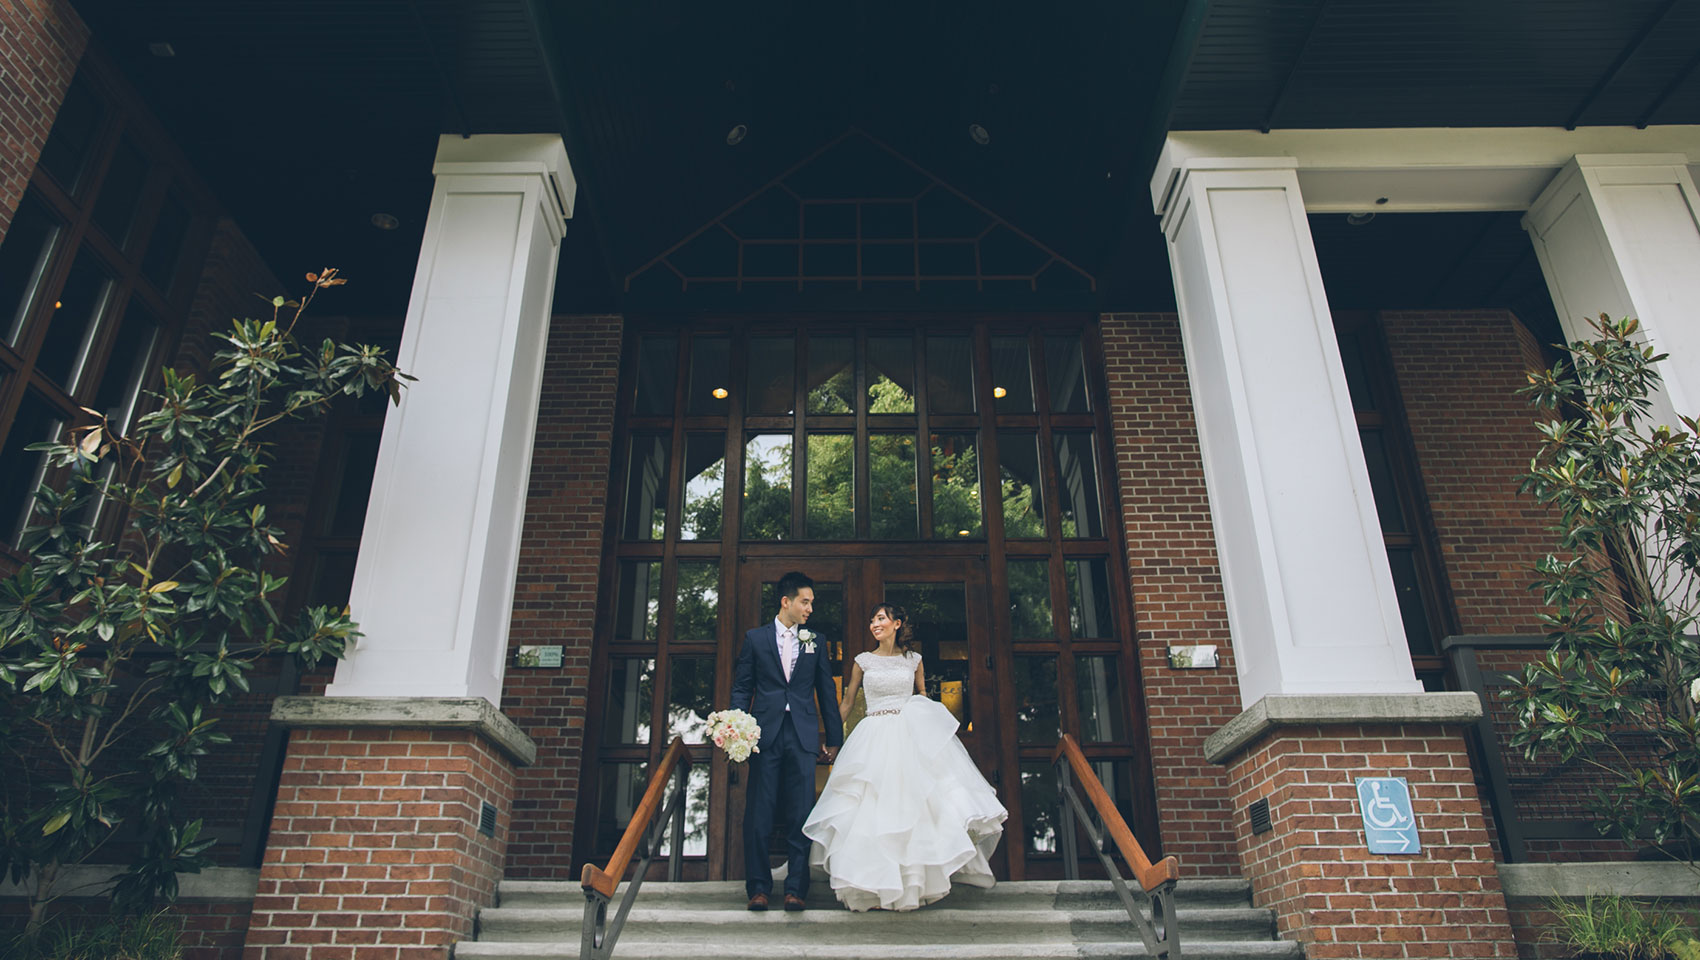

{"left": 500, "top": 315, "right": 622, "bottom": 878}
{"left": 1380, "top": 310, "right": 1550, "bottom": 636}
{"left": 1099, "top": 313, "right": 1242, "bottom": 877}
{"left": 1227, "top": 723, "right": 1517, "bottom": 958}
{"left": 243, "top": 727, "right": 517, "bottom": 960}
{"left": 0, "top": 0, "right": 87, "bottom": 245}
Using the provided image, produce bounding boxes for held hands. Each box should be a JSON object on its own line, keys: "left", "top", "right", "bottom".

{"left": 819, "top": 745, "right": 839, "bottom": 763}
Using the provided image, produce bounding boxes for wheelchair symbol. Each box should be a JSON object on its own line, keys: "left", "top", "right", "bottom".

{"left": 1363, "top": 781, "right": 1410, "bottom": 829}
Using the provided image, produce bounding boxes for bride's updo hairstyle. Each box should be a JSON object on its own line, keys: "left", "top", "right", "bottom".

{"left": 870, "top": 602, "right": 915, "bottom": 656}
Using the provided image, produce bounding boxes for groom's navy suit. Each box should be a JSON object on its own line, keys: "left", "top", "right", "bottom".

{"left": 730, "top": 620, "right": 845, "bottom": 899}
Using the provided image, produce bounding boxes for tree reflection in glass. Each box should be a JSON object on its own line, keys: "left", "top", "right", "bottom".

{"left": 679, "top": 434, "right": 723, "bottom": 541}
{"left": 807, "top": 336, "right": 854, "bottom": 414}
{"left": 867, "top": 336, "right": 915, "bottom": 413}
{"left": 742, "top": 434, "right": 791, "bottom": 539}
{"left": 1006, "top": 559, "right": 1052, "bottom": 638}
{"left": 1013, "top": 655, "right": 1059, "bottom": 744}
{"left": 806, "top": 434, "right": 853, "bottom": 539}
{"left": 674, "top": 561, "right": 719, "bottom": 644}
{"left": 869, "top": 433, "right": 917, "bottom": 539}
{"left": 999, "top": 430, "right": 1045, "bottom": 538}
{"left": 1020, "top": 762, "right": 1059, "bottom": 853}
{"left": 931, "top": 433, "right": 982, "bottom": 538}
{"left": 1076, "top": 656, "right": 1125, "bottom": 743}
{"left": 667, "top": 656, "right": 715, "bottom": 742}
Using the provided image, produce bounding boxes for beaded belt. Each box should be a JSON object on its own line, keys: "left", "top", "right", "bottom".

{"left": 866, "top": 708, "right": 903, "bottom": 717}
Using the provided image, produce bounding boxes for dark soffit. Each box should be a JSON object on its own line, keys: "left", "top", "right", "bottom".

{"left": 1175, "top": 0, "right": 1700, "bottom": 130}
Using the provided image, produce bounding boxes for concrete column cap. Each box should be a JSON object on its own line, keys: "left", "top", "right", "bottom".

{"left": 1203, "top": 691, "right": 1483, "bottom": 764}
{"left": 272, "top": 695, "right": 537, "bottom": 766}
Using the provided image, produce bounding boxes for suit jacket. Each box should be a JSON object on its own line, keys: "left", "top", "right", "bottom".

{"left": 728, "top": 622, "right": 845, "bottom": 753}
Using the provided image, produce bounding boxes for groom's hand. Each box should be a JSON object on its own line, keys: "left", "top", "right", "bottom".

{"left": 819, "top": 746, "right": 838, "bottom": 763}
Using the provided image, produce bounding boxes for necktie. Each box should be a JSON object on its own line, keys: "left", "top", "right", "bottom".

{"left": 780, "top": 629, "right": 796, "bottom": 681}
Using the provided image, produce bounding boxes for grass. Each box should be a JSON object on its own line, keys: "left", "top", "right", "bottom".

{"left": 1548, "top": 895, "right": 1698, "bottom": 960}
{"left": 2, "top": 910, "right": 184, "bottom": 960}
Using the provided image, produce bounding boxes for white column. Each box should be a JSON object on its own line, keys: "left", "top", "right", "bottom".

{"left": 1524, "top": 154, "right": 1700, "bottom": 429}
{"left": 326, "top": 134, "right": 575, "bottom": 707}
{"left": 1153, "top": 157, "right": 1423, "bottom": 707}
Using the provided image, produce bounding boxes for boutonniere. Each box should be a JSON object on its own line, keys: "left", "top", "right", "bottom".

{"left": 798, "top": 629, "right": 817, "bottom": 654}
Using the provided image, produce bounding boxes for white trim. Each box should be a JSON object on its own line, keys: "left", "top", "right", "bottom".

{"left": 1152, "top": 126, "right": 1700, "bottom": 216}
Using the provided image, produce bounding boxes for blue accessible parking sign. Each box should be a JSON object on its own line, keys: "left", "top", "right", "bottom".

{"left": 1356, "top": 777, "right": 1420, "bottom": 854}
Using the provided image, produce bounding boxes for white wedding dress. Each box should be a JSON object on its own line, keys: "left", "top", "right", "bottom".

{"left": 803, "top": 651, "right": 1007, "bottom": 911}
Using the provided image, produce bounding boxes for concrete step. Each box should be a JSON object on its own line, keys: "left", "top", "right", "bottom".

{"left": 470, "top": 877, "right": 1292, "bottom": 960}
{"left": 457, "top": 940, "right": 1304, "bottom": 960}
{"left": 496, "top": 878, "right": 1254, "bottom": 911}
{"left": 476, "top": 905, "right": 1274, "bottom": 944}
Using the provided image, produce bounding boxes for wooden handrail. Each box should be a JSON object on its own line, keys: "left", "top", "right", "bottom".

{"left": 1051, "top": 733, "right": 1179, "bottom": 892}
{"left": 581, "top": 738, "right": 694, "bottom": 899}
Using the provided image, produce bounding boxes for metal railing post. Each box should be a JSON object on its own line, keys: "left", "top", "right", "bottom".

{"left": 1058, "top": 761, "right": 1080, "bottom": 880}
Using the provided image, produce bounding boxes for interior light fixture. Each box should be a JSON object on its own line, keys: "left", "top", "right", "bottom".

{"left": 726, "top": 124, "right": 748, "bottom": 146}
{"left": 992, "top": 386, "right": 1007, "bottom": 399}
{"left": 1345, "top": 211, "right": 1376, "bottom": 227}
{"left": 968, "top": 123, "right": 990, "bottom": 146}
{"left": 712, "top": 387, "right": 729, "bottom": 399}
{"left": 54, "top": 300, "right": 63, "bottom": 309}
{"left": 370, "top": 213, "right": 400, "bottom": 230}
{"left": 957, "top": 529, "right": 971, "bottom": 537}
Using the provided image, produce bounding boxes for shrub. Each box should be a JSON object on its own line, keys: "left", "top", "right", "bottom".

{"left": 1510, "top": 314, "right": 1700, "bottom": 856}
{"left": 0, "top": 270, "right": 409, "bottom": 933}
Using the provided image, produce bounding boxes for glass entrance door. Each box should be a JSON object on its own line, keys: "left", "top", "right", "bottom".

{"left": 729, "top": 558, "right": 1002, "bottom": 881}
{"left": 581, "top": 318, "right": 1158, "bottom": 882}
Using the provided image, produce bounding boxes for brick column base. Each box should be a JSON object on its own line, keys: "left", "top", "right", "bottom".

{"left": 1207, "top": 694, "right": 1518, "bottom": 959}
{"left": 242, "top": 698, "right": 536, "bottom": 960}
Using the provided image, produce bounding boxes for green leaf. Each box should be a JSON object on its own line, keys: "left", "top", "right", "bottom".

{"left": 42, "top": 811, "right": 70, "bottom": 836}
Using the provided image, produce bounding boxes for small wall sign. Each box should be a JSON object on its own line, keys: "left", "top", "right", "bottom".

{"left": 514, "top": 645, "right": 564, "bottom": 668}
{"left": 1167, "top": 644, "right": 1218, "bottom": 669}
{"left": 1356, "top": 776, "right": 1420, "bottom": 854}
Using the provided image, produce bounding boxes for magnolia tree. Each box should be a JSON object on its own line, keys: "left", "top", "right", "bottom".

{"left": 0, "top": 271, "right": 409, "bottom": 933}
{"left": 1510, "top": 314, "right": 1700, "bottom": 856}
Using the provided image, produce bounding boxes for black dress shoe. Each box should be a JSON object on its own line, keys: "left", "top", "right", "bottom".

{"left": 784, "top": 894, "right": 806, "bottom": 912}
{"left": 747, "top": 893, "right": 769, "bottom": 911}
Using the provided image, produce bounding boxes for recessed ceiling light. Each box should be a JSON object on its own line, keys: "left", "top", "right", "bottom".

{"left": 957, "top": 529, "right": 971, "bottom": 537}
{"left": 968, "top": 123, "right": 990, "bottom": 146}
{"left": 712, "top": 387, "right": 729, "bottom": 399}
{"left": 1346, "top": 211, "right": 1376, "bottom": 227}
{"left": 993, "top": 386, "right": 1008, "bottom": 399}
{"left": 149, "top": 42, "right": 176, "bottom": 58}
{"left": 726, "top": 124, "right": 748, "bottom": 146}
{"left": 370, "top": 213, "right": 400, "bottom": 230}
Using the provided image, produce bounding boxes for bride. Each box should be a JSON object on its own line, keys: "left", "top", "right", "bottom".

{"left": 802, "top": 603, "right": 1007, "bottom": 911}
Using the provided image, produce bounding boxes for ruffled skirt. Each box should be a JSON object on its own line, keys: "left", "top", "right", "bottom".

{"left": 803, "top": 695, "right": 1007, "bottom": 911}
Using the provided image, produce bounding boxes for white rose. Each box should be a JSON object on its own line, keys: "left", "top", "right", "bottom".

{"left": 1690, "top": 677, "right": 1700, "bottom": 704}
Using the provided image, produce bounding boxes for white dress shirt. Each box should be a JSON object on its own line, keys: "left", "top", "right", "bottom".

{"left": 774, "top": 618, "right": 798, "bottom": 711}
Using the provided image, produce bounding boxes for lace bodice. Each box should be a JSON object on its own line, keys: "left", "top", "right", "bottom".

{"left": 856, "top": 651, "right": 920, "bottom": 713}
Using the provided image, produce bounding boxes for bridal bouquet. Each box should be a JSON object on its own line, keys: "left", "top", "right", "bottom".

{"left": 706, "top": 709, "right": 762, "bottom": 762}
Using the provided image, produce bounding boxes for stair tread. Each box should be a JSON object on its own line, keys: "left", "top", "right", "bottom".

{"left": 458, "top": 940, "right": 1303, "bottom": 959}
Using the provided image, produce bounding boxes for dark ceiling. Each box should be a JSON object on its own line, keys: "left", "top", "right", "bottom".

{"left": 66, "top": 0, "right": 1700, "bottom": 320}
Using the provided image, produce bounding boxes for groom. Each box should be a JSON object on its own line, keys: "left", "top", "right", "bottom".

{"left": 729, "top": 570, "right": 844, "bottom": 912}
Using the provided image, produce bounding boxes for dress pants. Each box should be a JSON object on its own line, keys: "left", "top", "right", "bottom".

{"left": 743, "top": 713, "right": 814, "bottom": 899}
